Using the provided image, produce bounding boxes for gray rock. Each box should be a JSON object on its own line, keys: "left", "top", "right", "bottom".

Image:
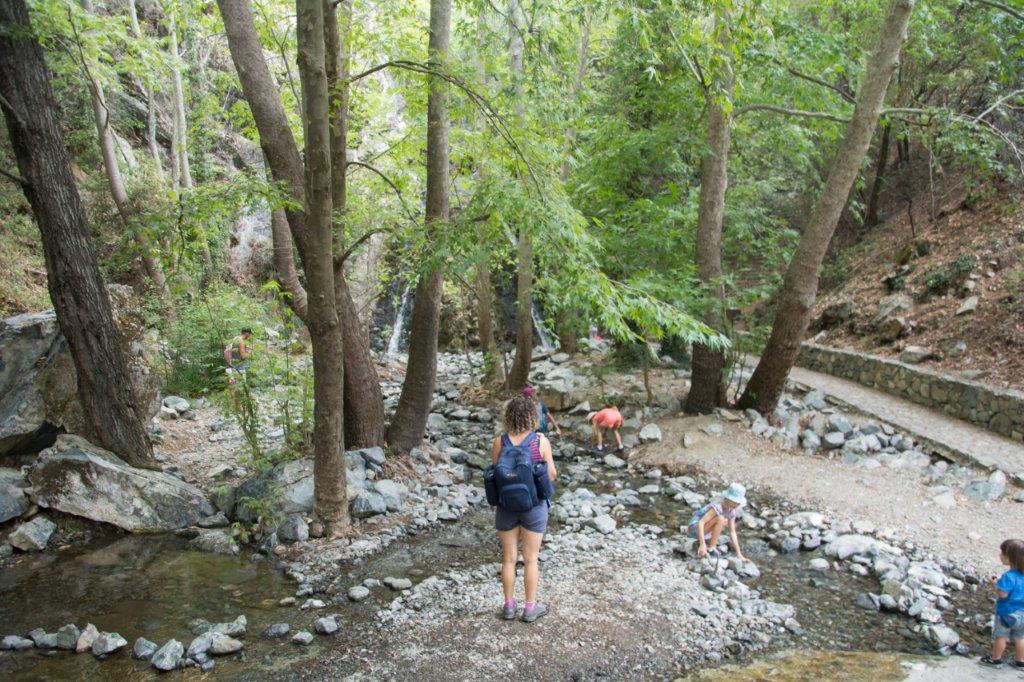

{"left": 374, "top": 479, "right": 405, "bottom": 511}
{"left": 827, "top": 413, "right": 853, "bottom": 435}
{"left": 809, "top": 558, "right": 830, "bottom": 572}
{"left": 151, "top": 639, "right": 184, "bottom": 671}
{"left": 638, "top": 423, "right": 662, "bottom": 443}
{"left": 898, "top": 346, "right": 931, "bottom": 364}
{"left": 855, "top": 593, "right": 880, "bottom": 611}
{"left": 29, "top": 625, "right": 79, "bottom": 649}
{"left": 262, "top": 623, "right": 290, "bottom": 638}
{"left": 189, "top": 529, "right": 239, "bottom": 556}
{"left": 8, "top": 515, "right": 55, "bottom": 551}
{"left": 197, "top": 512, "right": 230, "bottom": 528}
{"left": 91, "top": 632, "right": 127, "bottom": 657}
{"left": 314, "top": 617, "right": 339, "bottom": 635}
{"left": 800, "top": 430, "right": 821, "bottom": 450}
{"left": 603, "top": 454, "right": 626, "bottom": 469}
{"left": 28, "top": 435, "right": 213, "bottom": 531}
{"left": 955, "top": 296, "right": 978, "bottom": 316}
{"left": 232, "top": 458, "right": 314, "bottom": 522}
{"left": 208, "top": 633, "right": 243, "bottom": 655}
{"left": 824, "top": 534, "right": 879, "bottom": 560}
{"left": 0, "top": 295, "right": 160, "bottom": 458}
{"left": 1, "top": 635, "right": 34, "bottom": 651}
{"left": 75, "top": 623, "right": 99, "bottom": 653}
{"left": 348, "top": 585, "right": 371, "bottom": 602}
{"left": 383, "top": 576, "right": 413, "bottom": 590}
{"left": 277, "top": 514, "right": 309, "bottom": 543}
{"left": 961, "top": 470, "right": 1007, "bottom": 503}
{"left": 926, "top": 625, "right": 960, "bottom": 648}
{"left": 132, "top": 637, "right": 158, "bottom": 660}
{"left": 351, "top": 491, "right": 387, "bottom": 518}
{"left": 187, "top": 633, "right": 214, "bottom": 658}
{"left": 0, "top": 468, "right": 28, "bottom": 523}
{"left": 874, "top": 293, "right": 914, "bottom": 322}
{"left": 586, "top": 514, "right": 616, "bottom": 535}
{"left": 291, "top": 631, "right": 314, "bottom": 645}
{"left": 162, "top": 396, "right": 190, "bottom": 413}
{"left": 426, "top": 413, "right": 447, "bottom": 431}
{"left": 356, "top": 446, "right": 387, "bottom": 468}
{"left": 822, "top": 432, "right": 846, "bottom": 450}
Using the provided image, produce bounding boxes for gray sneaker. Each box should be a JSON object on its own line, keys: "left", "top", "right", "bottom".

{"left": 501, "top": 602, "right": 518, "bottom": 620}
{"left": 520, "top": 603, "right": 549, "bottom": 623}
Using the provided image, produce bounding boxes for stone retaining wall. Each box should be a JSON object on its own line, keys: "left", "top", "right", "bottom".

{"left": 796, "top": 343, "right": 1024, "bottom": 442}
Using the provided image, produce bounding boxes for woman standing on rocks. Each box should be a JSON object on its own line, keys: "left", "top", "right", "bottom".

{"left": 492, "top": 395, "right": 557, "bottom": 622}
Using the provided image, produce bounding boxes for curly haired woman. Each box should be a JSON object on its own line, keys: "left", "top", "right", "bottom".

{"left": 491, "top": 395, "right": 557, "bottom": 622}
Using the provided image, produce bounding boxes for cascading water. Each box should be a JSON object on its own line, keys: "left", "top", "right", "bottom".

{"left": 386, "top": 287, "right": 413, "bottom": 358}
{"left": 532, "top": 302, "right": 553, "bottom": 351}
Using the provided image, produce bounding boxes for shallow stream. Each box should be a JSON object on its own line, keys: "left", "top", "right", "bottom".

{"left": 0, "top": 461, "right": 992, "bottom": 680}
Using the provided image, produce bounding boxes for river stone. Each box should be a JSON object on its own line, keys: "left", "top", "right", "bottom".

{"left": 262, "top": 623, "right": 290, "bottom": 638}
{"left": 0, "top": 468, "right": 28, "bottom": 523}
{"left": 187, "top": 633, "right": 215, "bottom": 658}
{"left": 351, "top": 491, "right": 387, "bottom": 518}
{"left": 277, "top": 514, "right": 309, "bottom": 543}
{"left": 1, "top": 635, "right": 35, "bottom": 651}
{"left": 8, "top": 515, "right": 55, "bottom": 551}
{"left": 314, "top": 617, "right": 339, "bottom": 635}
{"left": 190, "top": 529, "right": 239, "bottom": 556}
{"left": 827, "top": 413, "right": 853, "bottom": 435}
{"left": 586, "top": 514, "right": 616, "bottom": 535}
{"left": 162, "top": 396, "right": 190, "bottom": 413}
{"left": 961, "top": 470, "right": 1006, "bottom": 502}
{"left": 232, "top": 458, "right": 313, "bottom": 522}
{"left": 927, "top": 625, "right": 960, "bottom": 648}
{"left": 0, "top": 292, "right": 160, "bottom": 458}
{"left": 208, "top": 633, "right": 243, "bottom": 655}
{"left": 824, "top": 534, "right": 879, "bottom": 560}
{"left": 28, "top": 435, "right": 213, "bottom": 531}
{"left": 800, "top": 430, "right": 821, "bottom": 450}
{"left": 358, "top": 446, "right": 387, "bottom": 468}
{"left": 75, "top": 623, "right": 99, "bottom": 653}
{"left": 603, "top": 454, "right": 626, "bottom": 469}
{"left": 292, "top": 631, "right": 314, "bottom": 645}
{"left": 822, "top": 432, "right": 846, "bottom": 450}
{"left": 384, "top": 576, "right": 413, "bottom": 590}
{"left": 151, "top": 639, "right": 184, "bottom": 671}
{"left": 30, "top": 623, "right": 79, "bottom": 649}
{"left": 91, "top": 632, "right": 127, "bottom": 657}
{"left": 348, "top": 585, "right": 371, "bottom": 602}
{"left": 132, "top": 637, "right": 158, "bottom": 660}
{"left": 374, "top": 479, "right": 405, "bottom": 511}
{"left": 809, "top": 558, "right": 830, "bottom": 572}
{"left": 639, "top": 423, "right": 662, "bottom": 443}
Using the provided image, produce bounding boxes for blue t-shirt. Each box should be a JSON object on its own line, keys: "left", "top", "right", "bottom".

{"left": 996, "top": 569, "right": 1024, "bottom": 619}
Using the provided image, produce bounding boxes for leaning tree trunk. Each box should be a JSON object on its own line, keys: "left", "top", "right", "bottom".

{"left": 127, "top": 0, "right": 163, "bottom": 175}
{"left": 504, "top": 0, "right": 533, "bottom": 392}
{"left": 685, "top": 27, "right": 733, "bottom": 414}
{"left": 387, "top": 0, "right": 450, "bottom": 454}
{"left": 0, "top": 0, "right": 154, "bottom": 468}
{"left": 296, "top": 0, "right": 348, "bottom": 533}
{"left": 738, "top": 0, "right": 915, "bottom": 414}
{"left": 864, "top": 122, "right": 891, "bottom": 227}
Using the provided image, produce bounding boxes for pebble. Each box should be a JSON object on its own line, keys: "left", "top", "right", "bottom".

{"left": 292, "top": 631, "right": 314, "bottom": 645}
{"left": 383, "top": 577, "right": 413, "bottom": 591}
{"left": 262, "top": 623, "right": 290, "bottom": 638}
{"left": 348, "top": 585, "right": 371, "bottom": 602}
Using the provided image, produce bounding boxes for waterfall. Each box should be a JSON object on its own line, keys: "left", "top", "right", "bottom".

{"left": 386, "top": 287, "right": 413, "bottom": 358}
{"left": 532, "top": 302, "right": 553, "bottom": 351}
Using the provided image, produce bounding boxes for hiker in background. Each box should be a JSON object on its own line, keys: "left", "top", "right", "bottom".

{"left": 490, "top": 395, "right": 557, "bottom": 623}
{"left": 224, "top": 327, "right": 253, "bottom": 386}
{"left": 523, "top": 386, "right": 562, "bottom": 437}
{"left": 981, "top": 539, "right": 1024, "bottom": 669}
{"left": 687, "top": 483, "right": 749, "bottom": 562}
{"left": 590, "top": 404, "right": 624, "bottom": 453}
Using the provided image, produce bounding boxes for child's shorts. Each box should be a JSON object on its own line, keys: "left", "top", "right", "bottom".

{"left": 993, "top": 614, "right": 1024, "bottom": 640}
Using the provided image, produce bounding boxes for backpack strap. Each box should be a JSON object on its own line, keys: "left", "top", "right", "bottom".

{"left": 500, "top": 434, "right": 512, "bottom": 448}
{"left": 521, "top": 431, "right": 537, "bottom": 449}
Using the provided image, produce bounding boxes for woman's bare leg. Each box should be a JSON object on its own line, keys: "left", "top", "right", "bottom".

{"left": 520, "top": 528, "right": 544, "bottom": 603}
{"left": 499, "top": 529, "right": 519, "bottom": 602}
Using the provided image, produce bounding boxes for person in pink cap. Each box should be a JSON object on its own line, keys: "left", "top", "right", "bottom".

{"left": 522, "top": 386, "right": 561, "bottom": 437}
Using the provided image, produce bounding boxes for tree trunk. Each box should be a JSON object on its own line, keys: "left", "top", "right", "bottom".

{"left": 127, "top": 0, "right": 163, "bottom": 175}
{"left": 685, "top": 26, "right": 733, "bottom": 415}
{"left": 0, "top": 0, "right": 154, "bottom": 468}
{"left": 386, "top": 0, "right": 450, "bottom": 454}
{"left": 268, "top": 201, "right": 309, "bottom": 317}
{"left": 505, "top": 0, "right": 533, "bottom": 392}
{"left": 296, "top": 0, "right": 348, "bottom": 533}
{"left": 738, "top": 0, "right": 915, "bottom": 414}
{"left": 863, "top": 122, "right": 891, "bottom": 227}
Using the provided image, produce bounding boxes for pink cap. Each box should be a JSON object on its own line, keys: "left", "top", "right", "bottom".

{"left": 522, "top": 386, "right": 537, "bottom": 397}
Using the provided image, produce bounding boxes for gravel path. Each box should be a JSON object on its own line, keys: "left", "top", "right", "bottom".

{"left": 636, "top": 415, "right": 1024, "bottom": 577}
{"left": 782, "top": 363, "right": 1024, "bottom": 485}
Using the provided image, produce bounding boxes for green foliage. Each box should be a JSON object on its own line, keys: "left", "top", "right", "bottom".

{"left": 917, "top": 254, "right": 975, "bottom": 301}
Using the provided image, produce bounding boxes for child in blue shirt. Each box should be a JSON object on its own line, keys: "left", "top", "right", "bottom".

{"left": 981, "top": 539, "right": 1024, "bottom": 668}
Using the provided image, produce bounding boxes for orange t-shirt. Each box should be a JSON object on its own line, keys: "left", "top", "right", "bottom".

{"left": 592, "top": 407, "right": 623, "bottom": 429}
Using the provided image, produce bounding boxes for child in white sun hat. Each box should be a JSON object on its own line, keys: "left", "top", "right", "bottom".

{"left": 687, "top": 482, "right": 748, "bottom": 562}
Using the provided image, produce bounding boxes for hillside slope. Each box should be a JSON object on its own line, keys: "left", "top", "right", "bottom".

{"left": 813, "top": 182, "right": 1024, "bottom": 388}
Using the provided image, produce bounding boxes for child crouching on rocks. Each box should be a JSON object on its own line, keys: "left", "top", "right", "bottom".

{"left": 981, "top": 538, "right": 1024, "bottom": 669}
{"left": 687, "top": 483, "right": 748, "bottom": 562}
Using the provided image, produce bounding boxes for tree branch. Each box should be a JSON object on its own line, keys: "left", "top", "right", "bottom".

{"left": 346, "top": 160, "right": 416, "bottom": 221}
{"left": 734, "top": 104, "right": 851, "bottom": 123}
{"left": 333, "top": 227, "right": 389, "bottom": 266}
{"left": 770, "top": 57, "right": 856, "bottom": 103}
{"left": 0, "top": 167, "right": 27, "bottom": 187}
{"left": 975, "top": 0, "right": 1024, "bottom": 22}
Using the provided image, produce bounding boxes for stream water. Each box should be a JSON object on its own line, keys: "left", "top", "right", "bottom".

{"left": 0, "top": 464, "right": 991, "bottom": 680}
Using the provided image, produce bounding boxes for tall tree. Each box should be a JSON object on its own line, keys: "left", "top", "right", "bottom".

{"left": 0, "top": 0, "right": 154, "bottom": 468}
{"left": 386, "top": 0, "right": 451, "bottom": 453}
{"left": 685, "top": 13, "right": 733, "bottom": 414}
{"left": 737, "top": 0, "right": 916, "bottom": 414}
{"left": 218, "top": 0, "right": 385, "bottom": 453}
{"left": 505, "top": 0, "right": 533, "bottom": 391}
{"left": 295, "top": 0, "right": 348, "bottom": 532}
{"left": 79, "top": 0, "right": 170, "bottom": 300}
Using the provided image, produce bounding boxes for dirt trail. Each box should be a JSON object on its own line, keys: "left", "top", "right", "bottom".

{"left": 635, "top": 414, "right": 1024, "bottom": 577}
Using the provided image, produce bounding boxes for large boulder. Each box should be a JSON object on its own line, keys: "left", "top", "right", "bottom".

{"left": 0, "top": 287, "right": 160, "bottom": 457}
{"left": 231, "top": 452, "right": 368, "bottom": 522}
{"left": 28, "top": 435, "right": 213, "bottom": 531}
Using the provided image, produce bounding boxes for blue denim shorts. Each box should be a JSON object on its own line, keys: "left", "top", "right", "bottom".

{"left": 994, "top": 613, "right": 1024, "bottom": 640}
{"left": 495, "top": 503, "right": 548, "bottom": 533}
